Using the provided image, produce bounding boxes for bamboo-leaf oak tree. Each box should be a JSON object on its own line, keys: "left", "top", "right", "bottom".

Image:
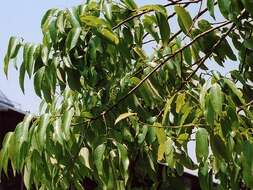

{"left": 2, "top": 0, "right": 253, "bottom": 189}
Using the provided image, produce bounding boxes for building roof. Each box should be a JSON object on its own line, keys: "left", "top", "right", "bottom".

{"left": 0, "top": 90, "right": 26, "bottom": 114}
{"left": 0, "top": 90, "right": 14, "bottom": 110}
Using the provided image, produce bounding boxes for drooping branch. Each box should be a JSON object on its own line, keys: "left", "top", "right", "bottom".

{"left": 93, "top": 20, "right": 232, "bottom": 120}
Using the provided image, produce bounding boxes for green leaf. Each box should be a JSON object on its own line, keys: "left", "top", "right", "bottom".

{"left": 0, "top": 132, "right": 14, "bottom": 175}
{"left": 56, "top": 11, "right": 65, "bottom": 34}
{"left": 19, "top": 62, "right": 26, "bottom": 93}
{"left": 27, "top": 44, "right": 36, "bottom": 78}
{"left": 210, "top": 135, "right": 229, "bottom": 161}
{"left": 175, "top": 5, "right": 193, "bottom": 34}
{"left": 116, "top": 143, "right": 129, "bottom": 184}
{"left": 53, "top": 118, "right": 65, "bottom": 145}
{"left": 196, "top": 128, "right": 209, "bottom": 162}
{"left": 198, "top": 161, "right": 212, "bottom": 190}
{"left": 137, "top": 125, "right": 148, "bottom": 144}
{"left": 162, "top": 95, "right": 176, "bottom": 125}
{"left": 183, "top": 46, "right": 192, "bottom": 65}
{"left": 177, "top": 133, "right": 189, "bottom": 144}
{"left": 164, "top": 137, "right": 174, "bottom": 168}
{"left": 222, "top": 78, "right": 245, "bottom": 104}
{"left": 4, "top": 37, "right": 21, "bottom": 77}
{"left": 156, "top": 11, "right": 170, "bottom": 46}
{"left": 115, "top": 112, "right": 137, "bottom": 125}
{"left": 67, "top": 7, "right": 80, "bottom": 27}
{"left": 242, "top": 142, "right": 253, "bottom": 188}
{"left": 207, "top": 0, "right": 215, "bottom": 19}
{"left": 218, "top": 0, "right": 231, "bottom": 19}
{"left": 13, "top": 114, "right": 33, "bottom": 170}
{"left": 204, "top": 95, "right": 215, "bottom": 126}
{"left": 241, "top": 0, "right": 253, "bottom": 17}
{"left": 104, "top": 2, "right": 112, "bottom": 21}
{"left": 200, "top": 82, "right": 209, "bottom": 110}
{"left": 210, "top": 83, "right": 223, "bottom": 115}
{"left": 244, "top": 37, "right": 253, "bottom": 50}
{"left": 93, "top": 144, "right": 106, "bottom": 176}
{"left": 139, "top": 4, "right": 166, "bottom": 16}
{"left": 120, "top": 0, "right": 137, "bottom": 10}
{"left": 155, "top": 123, "right": 166, "bottom": 144}
{"left": 143, "top": 15, "right": 160, "bottom": 42}
{"left": 65, "top": 27, "right": 81, "bottom": 52}
{"left": 157, "top": 143, "right": 165, "bottom": 161}
{"left": 66, "top": 68, "right": 82, "bottom": 91}
{"left": 62, "top": 108, "right": 74, "bottom": 140}
{"left": 79, "top": 147, "right": 91, "bottom": 169}
{"left": 176, "top": 93, "right": 185, "bottom": 113}
{"left": 80, "top": 15, "right": 106, "bottom": 27}
{"left": 41, "top": 9, "right": 58, "bottom": 29}
{"left": 99, "top": 28, "right": 119, "bottom": 45}
{"left": 41, "top": 45, "right": 48, "bottom": 65}
{"left": 133, "top": 47, "right": 146, "bottom": 60}
{"left": 38, "top": 113, "right": 50, "bottom": 148}
{"left": 24, "top": 163, "right": 31, "bottom": 189}
{"left": 34, "top": 66, "right": 45, "bottom": 98}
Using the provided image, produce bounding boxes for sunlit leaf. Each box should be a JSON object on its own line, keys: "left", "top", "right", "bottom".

{"left": 115, "top": 112, "right": 137, "bottom": 125}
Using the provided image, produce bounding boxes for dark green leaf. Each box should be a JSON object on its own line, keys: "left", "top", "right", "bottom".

{"left": 207, "top": 0, "right": 215, "bottom": 19}
{"left": 241, "top": 0, "right": 253, "bottom": 17}
{"left": 244, "top": 37, "right": 253, "bottom": 50}
{"left": 19, "top": 62, "right": 26, "bottom": 93}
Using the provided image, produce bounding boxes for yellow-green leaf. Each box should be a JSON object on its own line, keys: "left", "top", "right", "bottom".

{"left": 176, "top": 93, "right": 186, "bottom": 113}
{"left": 99, "top": 28, "right": 119, "bottom": 45}
{"left": 115, "top": 112, "right": 137, "bottom": 125}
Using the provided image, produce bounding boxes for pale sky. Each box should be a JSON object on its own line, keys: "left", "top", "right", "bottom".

{"left": 0, "top": 0, "right": 166, "bottom": 113}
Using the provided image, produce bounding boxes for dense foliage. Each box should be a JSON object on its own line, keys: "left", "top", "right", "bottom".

{"left": 2, "top": 0, "right": 253, "bottom": 189}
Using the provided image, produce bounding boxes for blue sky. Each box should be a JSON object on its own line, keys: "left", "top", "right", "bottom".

{"left": 0, "top": 0, "right": 166, "bottom": 113}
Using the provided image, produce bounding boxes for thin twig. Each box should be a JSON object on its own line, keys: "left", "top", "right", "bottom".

{"left": 93, "top": 21, "right": 232, "bottom": 120}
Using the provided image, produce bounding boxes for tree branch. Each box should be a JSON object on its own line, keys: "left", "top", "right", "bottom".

{"left": 93, "top": 20, "right": 232, "bottom": 120}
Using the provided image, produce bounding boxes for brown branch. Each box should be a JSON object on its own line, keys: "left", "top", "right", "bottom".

{"left": 113, "top": 0, "right": 200, "bottom": 30}
{"left": 93, "top": 21, "right": 232, "bottom": 120}
{"left": 237, "top": 99, "right": 253, "bottom": 113}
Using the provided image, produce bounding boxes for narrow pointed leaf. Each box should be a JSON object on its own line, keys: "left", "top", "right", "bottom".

{"left": 156, "top": 11, "right": 170, "bottom": 46}
{"left": 65, "top": 27, "right": 81, "bottom": 52}
{"left": 93, "top": 144, "right": 106, "bottom": 176}
{"left": 99, "top": 28, "right": 119, "bottom": 45}
{"left": 175, "top": 5, "right": 193, "bottom": 34}
{"left": 196, "top": 128, "right": 209, "bottom": 162}
{"left": 62, "top": 108, "right": 74, "bottom": 140}
{"left": 34, "top": 66, "right": 45, "bottom": 98}
{"left": 210, "top": 83, "right": 223, "bottom": 115}
{"left": 38, "top": 113, "right": 50, "bottom": 147}
{"left": 4, "top": 37, "right": 21, "bottom": 77}
{"left": 19, "top": 62, "right": 26, "bottom": 93}
{"left": 115, "top": 112, "right": 137, "bottom": 125}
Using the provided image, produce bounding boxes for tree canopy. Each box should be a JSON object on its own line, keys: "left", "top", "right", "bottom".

{"left": 2, "top": 0, "right": 253, "bottom": 189}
